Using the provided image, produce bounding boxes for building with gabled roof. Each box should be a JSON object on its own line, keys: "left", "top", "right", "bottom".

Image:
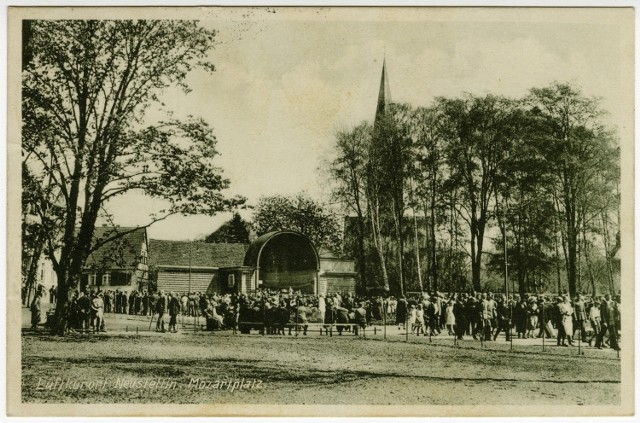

{"left": 81, "top": 226, "right": 149, "bottom": 293}
{"left": 146, "top": 231, "right": 356, "bottom": 296}
{"left": 148, "top": 240, "right": 249, "bottom": 294}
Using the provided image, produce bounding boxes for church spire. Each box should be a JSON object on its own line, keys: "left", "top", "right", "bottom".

{"left": 375, "top": 57, "right": 391, "bottom": 122}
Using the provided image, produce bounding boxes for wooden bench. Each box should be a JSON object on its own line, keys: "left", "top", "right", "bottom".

{"left": 235, "top": 321, "right": 365, "bottom": 336}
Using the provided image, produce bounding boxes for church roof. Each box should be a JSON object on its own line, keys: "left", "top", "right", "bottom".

{"left": 375, "top": 58, "right": 392, "bottom": 120}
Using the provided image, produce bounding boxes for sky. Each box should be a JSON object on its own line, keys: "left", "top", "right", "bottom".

{"left": 97, "top": 7, "right": 633, "bottom": 241}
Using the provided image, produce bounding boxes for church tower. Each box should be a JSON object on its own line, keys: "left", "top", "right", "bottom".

{"left": 375, "top": 58, "right": 392, "bottom": 123}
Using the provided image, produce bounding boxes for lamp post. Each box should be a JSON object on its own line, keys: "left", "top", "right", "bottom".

{"left": 502, "top": 196, "right": 509, "bottom": 298}
{"left": 183, "top": 241, "right": 196, "bottom": 331}
{"left": 188, "top": 241, "right": 192, "bottom": 296}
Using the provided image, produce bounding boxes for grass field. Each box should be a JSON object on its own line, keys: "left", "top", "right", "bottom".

{"left": 21, "top": 327, "right": 621, "bottom": 405}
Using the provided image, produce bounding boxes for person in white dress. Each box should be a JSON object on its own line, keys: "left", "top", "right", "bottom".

{"left": 445, "top": 299, "right": 456, "bottom": 335}
{"left": 558, "top": 296, "right": 574, "bottom": 346}
{"left": 407, "top": 305, "right": 417, "bottom": 335}
{"left": 318, "top": 294, "right": 326, "bottom": 324}
{"left": 415, "top": 304, "right": 425, "bottom": 335}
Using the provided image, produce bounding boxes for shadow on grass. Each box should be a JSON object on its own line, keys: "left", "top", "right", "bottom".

{"left": 22, "top": 353, "right": 620, "bottom": 387}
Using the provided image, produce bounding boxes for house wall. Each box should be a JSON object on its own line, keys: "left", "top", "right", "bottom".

{"left": 36, "top": 256, "right": 58, "bottom": 289}
{"left": 320, "top": 274, "right": 356, "bottom": 295}
{"left": 156, "top": 268, "right": 219, "bottom": 294}
{"left": 318, "top": 257, "right": 357, "bottom": 295}
{"left": 82, "top": 269, "right": 144, "bottom": 294}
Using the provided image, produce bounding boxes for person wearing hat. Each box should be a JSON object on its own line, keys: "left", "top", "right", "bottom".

{"left": 600, "top": 294, "right": 620, "bottom": 351}
{"left": 481, "top": 293, "right": 496, "bottom": 341}
{"left": 554, "top": 296, "right": 566, "bottom": 345}
{"left": 513, "top": 296, "right": 528, "bottom": 339}
{"left": 573, "top": 294, "right": 588, "bottom": 342}
{"left": 296, "top": 299, "right": 309, "bottom": 336}
{"left": 465, "top": 295, "right": 478, "bottom": 339}
{"left": 588, "top": 297, "right": 602, "bottom": 348}
{"left": 76, "top": 290, "right": 92, "bottom": 333}
{"left": 91, "top": 291, "right": 105, "bottom": 333}
{"left": 335, "top": 304, "right": 349, "bottom": 335}
{"left": 453, "top": 295, "right": 467, "bottom": 340}
{"left": 493, "top": 295, "right": 511, "bottom": 341}
{"left": 318, "top": 294, "right": 326, "bottom": 325}
{"left": 30, "top": 285, "right": 44, "bottom": 330}
{"left": 557, "top": 296, "right": 574, "bottom": 346}
{"left": 353, "top": 302, "right": 367, "bottom": 336}
{"left": 444, "top": 299, "right": 456, "bottom": 336}
{"left": 526, "top": 297, "right": 538, "bottom": 339}
{"left": 396, "top": 296, "right": 408, "bottom": 331}
{"left": 427, "top": 296, "right": 439, "bottom": 336}
{"left": 155, "top": 291, "right": 168, "bottom": 333}
{"left": 614, "top": 294, "right": 621, "bottom": 339}
{"left": 168, "top": 292, "right": 181, "bottom": 333}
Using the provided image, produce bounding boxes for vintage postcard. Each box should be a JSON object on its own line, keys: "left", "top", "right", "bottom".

{"left": 6, "top": 6, "right": 634, "bottom": 417}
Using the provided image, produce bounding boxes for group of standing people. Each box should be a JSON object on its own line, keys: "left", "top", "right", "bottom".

{"left": 27, "top": 283, "right": 621, "bottom": 352}
{"left": 392, "top": 291, "right": 621, "bottom": 351}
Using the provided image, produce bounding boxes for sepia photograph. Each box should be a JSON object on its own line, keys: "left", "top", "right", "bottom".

{"left": 6, "top": 5, "right": 634, "bottom": 417}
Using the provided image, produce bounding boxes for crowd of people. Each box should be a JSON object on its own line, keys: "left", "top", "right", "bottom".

{"left": 28, "top": 285, "right": 622, "bottom": 351}
{"left": 393, "top": 291, "right": 621, "bottom": 351}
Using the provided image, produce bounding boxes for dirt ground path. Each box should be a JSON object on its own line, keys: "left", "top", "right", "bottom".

{"left": 21, "top": 332, "right": 620, "bottom": 405}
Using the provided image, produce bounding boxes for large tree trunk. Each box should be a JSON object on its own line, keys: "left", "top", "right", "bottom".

{"left": 565, "top": 199, "right": 578, "bottom": 298}
{"left": 25, "top": 240, "right": 44, "bottom": 307}
{"left": 430, "top": 175, "right": 438, "bottom": 292}
{"left": 408, "top": 178, "right": 423, "bottom": 293}
{"left": 52, "top": 267, "right": 73, "bottom": 335}
{"left": 391, "top": 198, "right": 405, "bottom": 296}
{"left": 553, "top": 210, "right": 562, "bottom": 294}
{"left": 369, "top": 199, "right": 389, "bottom": 292}
{"left": 601, "top": 211, "right": 617, "bottom": 295}
{"left": 356, "top": 216, "right": 367, "bottom": 292}
{"left": 470, "top": 220, "right": 481, "bottom": 292}
{"left": 412, "top": 212, "right": 423, "bottom": 293}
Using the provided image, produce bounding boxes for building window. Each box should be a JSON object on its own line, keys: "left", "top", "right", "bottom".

{"left": 102, "top": 273, "right": 110, "bottom": 286}
{"left": 89, "top": 274, "right": 97, "bottom": 286}
{"left": 110, "top": 271, "right": 131, "bottom": 286}
{"left": 228, "top": 274, "right": 235, "bottom": 288}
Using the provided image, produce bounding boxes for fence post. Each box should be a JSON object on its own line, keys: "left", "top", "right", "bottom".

{"left": 383, "top": 302, "right": 387, "bottom": 341}
{"left": 510, "top": 301, "right": 514, "bottom": 351}
{"left": 578, "top": 327, "right": 582, "bottom": 355}
{"left": 405, "top": 313, "right": 409, "bottom": 342}
{"left": 542, "top": 304, "right": 545, "bottom": 352}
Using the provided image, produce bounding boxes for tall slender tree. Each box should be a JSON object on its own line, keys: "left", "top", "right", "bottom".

{"left": 328, "top": 122, "right": 371, "bottom": 288}
{"left": 438, "top": 95, "right": 520, "bottom": 291}
{"left": 527, "top": 82, "right": 618, "bottom": 297}
{"left": 411, "top": 105, "right": 447, "bottom": 292}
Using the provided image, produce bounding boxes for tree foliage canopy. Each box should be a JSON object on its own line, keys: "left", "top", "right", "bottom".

{"left": 329, "top": 82, "right": 620, "bottom": 297}
{"left": 22, "top": 20, "right": 244, "bottom": 334}
{"left": 205, "top": 213, "right": 252, "bottom": 244}
{"left": 252, "top": 193, "right": 342, "bottom": 253}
